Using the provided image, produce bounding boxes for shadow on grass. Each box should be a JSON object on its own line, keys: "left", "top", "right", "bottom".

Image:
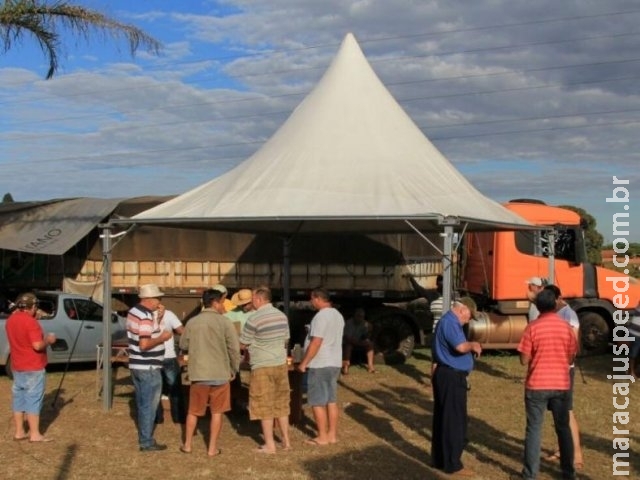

{"left": 40, "top": 388, "right": 69, "bottom": 434}
{"left": 51, "top": 443, "right": 79, "bottom": 480}
{"left": 339, "top": 368, "right": 586, "bottom": 479}
{"left": 302, "top": 444, "right": 440, "bottom": 480}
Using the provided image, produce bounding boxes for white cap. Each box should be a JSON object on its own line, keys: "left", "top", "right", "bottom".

{"left": 211, "top": 283, "right": 228, "bottom": 295}
{"left": 525, "top": 277, "right": 545, "bottom": 287}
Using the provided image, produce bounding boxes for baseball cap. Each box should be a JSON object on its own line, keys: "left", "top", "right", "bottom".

{"left": 15, "top": 292, "right": 38, "bottom": 309}
{"left": 458, "top": 296, "right": 478, "bottom": 319}
{"left": 211, "top": 283, "right": 228, "bottom": 295}
{"left": 525, "top": 277, "right": 545, "bottom": 287}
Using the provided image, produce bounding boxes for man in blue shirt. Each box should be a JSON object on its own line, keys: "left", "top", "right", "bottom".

{"left": 431, "top": 297, "right": 482, "bottom": 477}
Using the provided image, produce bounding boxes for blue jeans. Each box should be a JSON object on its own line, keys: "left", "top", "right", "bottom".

{"left": 307, "top": 367, "right": 340, "bottom": 406}
{"left": 130, "top": 368, "right": 163, "bottom": 448}
{"left": 12, "top": 370, "right": 46, "bottom": 415}
{"left": 523, "top": 389, "right": 575, "bottom": 480}
{"left": 155, "top": 357, "right": 186, "bottom": 424}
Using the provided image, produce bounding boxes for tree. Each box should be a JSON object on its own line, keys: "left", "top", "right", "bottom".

{"left": 2, "top": 193, "right": 14, "bottom": 202}
{"left": 0, "top": 0, "right": 161, "bottom": 79}
{"left": 559, "top": 204, "right": 604, "bottom": 264}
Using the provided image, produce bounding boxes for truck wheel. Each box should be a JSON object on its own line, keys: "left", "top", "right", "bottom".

{"left": 579, "top": 311, "right": 609, "bottom": 356}
{"left": 4, "top": 355, "right": 13, "bottom": 379}
{"left": 370, "top": 312, "right": 416, "bottom": 365}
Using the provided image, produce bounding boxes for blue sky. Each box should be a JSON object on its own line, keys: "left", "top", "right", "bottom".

{"left": 1, "top": 0, "right": 639, "bottom": 242}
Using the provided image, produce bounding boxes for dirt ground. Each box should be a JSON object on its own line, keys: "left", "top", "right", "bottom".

{"left": 0, "top": 348, "right": 637, "bottom": 480}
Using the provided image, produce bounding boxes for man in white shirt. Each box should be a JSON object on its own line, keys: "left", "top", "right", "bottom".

{"left": 298, "top": 287, "right": 344, "bottom": 446}
{"left": 155, "top": 304, "right": 186, "bottom": 424}
{"left": 542, "top": 284, "right": 583, "bottom": 470}
{"left": 525, "top": 277, "right": 546, "bottom": 321}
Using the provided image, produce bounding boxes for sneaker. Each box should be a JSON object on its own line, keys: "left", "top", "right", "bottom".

{"left": 140, "top": 442, "right": 168, "bottom": 452}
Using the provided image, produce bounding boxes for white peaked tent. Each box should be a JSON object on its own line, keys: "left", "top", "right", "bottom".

{"left": 126, "top": 33, "right": 529, "bottom": 233}
{"left": 101, "top": 33, "right": 533, "bottom": 410}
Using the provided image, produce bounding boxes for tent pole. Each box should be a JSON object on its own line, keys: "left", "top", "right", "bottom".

{"left": 100, "top": 224, "right": 113, "bottom": 411}
{"left": 547, "top": 229, "right": 556, "bottom": 284}
{"left": 282, "top": 237, "right": 291, "bottom": 317}
{"left": 440, "top": 219, "right": 459, "bottom": 315}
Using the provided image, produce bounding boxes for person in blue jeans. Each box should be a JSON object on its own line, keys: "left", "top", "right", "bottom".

{"left": 127, "top": 284, "right": 173, "bottom": 452}
{"left": 515, "top": 289, "right": 578, "bottom": 480}
{"left": 6, "top": 292, "right": 57, "bottom": 442}
{"left": 155, "top": 307, "right": 186, "bottom": 424}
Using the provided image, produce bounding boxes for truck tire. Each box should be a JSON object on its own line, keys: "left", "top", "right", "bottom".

{"left": 579, "top": 311, "right": 609, "bottom": 356}
{"left": 369, "top": 309, "right": 417, "bottom": 365}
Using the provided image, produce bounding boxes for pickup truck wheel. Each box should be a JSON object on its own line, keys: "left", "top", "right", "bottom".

{"left": 579, "top": 311, "right": 609, "bottom": 356}
{"left": 5, "top": 355, "right": 13, "bottom": 379}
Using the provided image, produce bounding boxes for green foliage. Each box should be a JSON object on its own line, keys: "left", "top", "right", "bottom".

{"left": 2, "top": 193, "right": 14, "bottom": 202}
{"left": 0, "top": 0, "right": 161, "bottom": 79}
{"left": 558, "top": 204, "right": 604, "bottom": 264}
{"left": 603, "top": 242, "right": 640, "bottom": 256}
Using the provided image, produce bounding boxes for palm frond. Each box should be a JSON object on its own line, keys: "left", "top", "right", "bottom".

{"left": 0, "top": 0, "right": 161, "bottom": 79}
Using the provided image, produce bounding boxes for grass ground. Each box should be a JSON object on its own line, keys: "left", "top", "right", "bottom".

{"left": 0, "top": 348, "right": 637, "bottom": 479}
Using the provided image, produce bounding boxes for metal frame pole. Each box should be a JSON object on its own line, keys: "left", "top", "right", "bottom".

{"left": 101, "top": 225, "right": 113, "bottom": 411}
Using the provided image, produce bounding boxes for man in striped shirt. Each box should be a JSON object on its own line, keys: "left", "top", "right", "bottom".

{"left": 127, "top": 284, "right": 173, "bottom": 452}
{"left": 239, "top": 286, "right": 291, "bottom": 453}
{"left": 515, "top": 288, "right": 578, "bottom": 480}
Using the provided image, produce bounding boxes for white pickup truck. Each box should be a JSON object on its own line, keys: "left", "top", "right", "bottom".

{"left": 0, "top": 291, "right": 127, "bottom": 377}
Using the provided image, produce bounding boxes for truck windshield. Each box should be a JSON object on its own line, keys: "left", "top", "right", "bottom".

{"left": 514, "top": 228, "right": 578, "bottom": 263}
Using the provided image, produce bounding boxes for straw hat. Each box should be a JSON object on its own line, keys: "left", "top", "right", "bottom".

{"left": 231, "top": 289, "right": 253, "bottom": 306}
{"left": 138, "top": 284, "right": 165, "bottom": 298}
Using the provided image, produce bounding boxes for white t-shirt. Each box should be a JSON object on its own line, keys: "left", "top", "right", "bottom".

{"left": 557, "top": 304, "right": 579, "bottom": 367}
{"left": 557, "top": 304, "right": 580, "bottom": 329}
{"left": 305, "top": 307, "right": 344, "bottom": 368}
{"left": 160, "top": 310, "right": 182, "bottom": 359}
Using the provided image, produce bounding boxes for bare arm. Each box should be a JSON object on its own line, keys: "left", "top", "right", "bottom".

{"left": 32, "top": 333, "right": 56, "bottom": 352}
{"left": 139, "top": 330, "right": 172, "bottom": 351}
{"left": 298, "top": 337, "right": 323, "bottom": 372}
{"left": 455, "top": 341, "right": 482, "bottom": 357}
{"left": 519, "top": 352, "right": 531, "bottom": 366}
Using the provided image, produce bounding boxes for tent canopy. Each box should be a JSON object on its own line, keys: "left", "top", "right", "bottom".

{"left": 122, "top": 33, "right": 531, "bottom": 234}
{"left": 100, "top": 33, "right": 536, "bottom": 411}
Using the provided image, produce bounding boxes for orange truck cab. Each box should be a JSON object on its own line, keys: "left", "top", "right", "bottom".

{"left": 463, "top": 199, "right": 640, "bottom": 354}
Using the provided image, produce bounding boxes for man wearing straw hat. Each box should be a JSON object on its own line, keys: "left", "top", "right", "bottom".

{"left": 226, "top": 288, "right": 255, "bottom": 334}
{"left": 127, "top": 284, "right": 173, "bottom": 452}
